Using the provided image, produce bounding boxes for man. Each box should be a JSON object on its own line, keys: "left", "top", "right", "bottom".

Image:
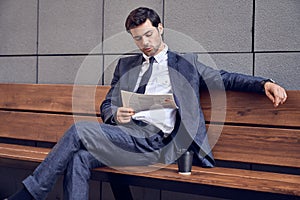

{"left": 7, "top": 7, "right": 287, "bottom": 200}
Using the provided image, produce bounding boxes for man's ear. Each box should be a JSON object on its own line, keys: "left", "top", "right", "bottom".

{"left": 158, "top": 23, "right": 164, "bottom": 35}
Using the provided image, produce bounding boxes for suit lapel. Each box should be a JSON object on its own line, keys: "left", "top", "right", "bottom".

{"left": 168, "top": 51, "right": 182, "bottom": 110}
{"left": 167, "top": 51, "right": 178, "bottom": 72}
{"left": 127, "top": 54, "right": 144, "bottom": 92}
{"left": 167, "top": 51, "right": 179, "bottom": 88}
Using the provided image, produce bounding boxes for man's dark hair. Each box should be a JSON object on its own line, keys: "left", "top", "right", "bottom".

{"left": 125, "top": 7, "right": 161, "bottom": 32}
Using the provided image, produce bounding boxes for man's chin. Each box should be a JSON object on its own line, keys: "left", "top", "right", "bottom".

{"left": 142, "top": 48, "right": 156, "bottom": 56}
{"left": 143, "top": 51, "right": 153, "bottom": 57}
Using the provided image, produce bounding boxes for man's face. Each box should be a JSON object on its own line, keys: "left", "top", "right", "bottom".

{"left": 129, "top": 19, "right": 164, "bottom": 57}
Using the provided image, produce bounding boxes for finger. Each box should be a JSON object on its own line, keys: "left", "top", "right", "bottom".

{"left": 274, "top": 96, "right": 281, "bottom": 107}
{"left": 116, "top": 107, "right": 135, "bottom": 123}
{"left": 280, "top": 92, "right": 288, "bottom": 105}
{"left": 120, "top": 107, "right": 135, "bottom": 114}
{"left": 274, "top": 89, "right": 288, "bottom": 107}
{"left": 276, "top": 88, "right": 287, "bottom": 103}
{"left": 118, "top": 108, "right": 132, "bottom": 117}
{"left": 117, "top": 115, "right": 131, "bottom": 123}
{"left": 120, "top": 110, "right": 135, "bottom": 117}
{"left": 274, "top": 90, "right": 285, "bottom": 107}
{"left": 265, "top": 90, "right": 275, "bottom": 104}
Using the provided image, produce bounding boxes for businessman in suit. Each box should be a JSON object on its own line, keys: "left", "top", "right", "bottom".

{"left": 7, "top": 7, "right": 287, "bottom": 200}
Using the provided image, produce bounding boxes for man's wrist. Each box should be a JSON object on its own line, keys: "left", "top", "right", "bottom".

{"left": 262, "top": 79, "right": 276, "bottom": 92}
{"left": 262, "top": 79, "right": 276, "bottom": 85}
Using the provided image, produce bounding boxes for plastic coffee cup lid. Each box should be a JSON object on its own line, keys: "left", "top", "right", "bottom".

{"left": 178, "top": 172, "right": 191, "bottom": 175}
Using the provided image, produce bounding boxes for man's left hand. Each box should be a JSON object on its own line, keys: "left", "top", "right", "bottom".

{"left": 264, "top": 82, "right": 287, "bottom": 107}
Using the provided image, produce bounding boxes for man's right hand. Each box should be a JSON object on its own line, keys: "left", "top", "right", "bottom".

{"left": 116, "top": 107, "right": 135, "bottom": 124}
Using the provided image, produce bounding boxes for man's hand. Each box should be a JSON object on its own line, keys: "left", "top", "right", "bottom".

{"left": 264, "top": 82, "right": 287, "bottom": 107}
{"left": 116, "top": 107, "right": 135, "bottom": 124}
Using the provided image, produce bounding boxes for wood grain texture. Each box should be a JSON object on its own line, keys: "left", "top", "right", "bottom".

{"left": 0, "top": 83, "right": 110, "bottom": 114}
{"left": 0, "top": 110, "right": 101, "bottom": 142}
{"left": 1, "top": 84, "right": 299, "bottom": 126}
{"left": 208, "top": 124, "right": 300, "bottom": 167}
{"left": 1, "top": 143, "right": 299, "bottom": 196}
{"left": 0, "top": 83, "right": 299, "bottom": 197}
{"left": 92, "top": 164, "right": 300, "bottom": 196}
{"left": 0, "top": 143, "right": 49, "bottom": 162}
{"left": 1, "top": 109, "right": 298, "bottom": 168}
{"left": 201, "top": 90, "right": 300, "bottom": 127}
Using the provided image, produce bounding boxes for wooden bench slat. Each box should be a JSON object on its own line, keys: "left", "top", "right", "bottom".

{"left": 0, "top": 110, "right": 100, "bottom": 142}
{"left": 0, "top": 83, "right": 109, "bottom": 114}
{"left": 209, "top": 125, "right": 300, "bottom": 168}
{"left": 0, "top": 143, "right": 49, "bottom": 162}
{"left": 95, "top": 164, "right": 300, "bottom": 185}
{"left": 1, "top": 109, "right": 299, "bottom": 168}
{"left": 93, "top": 165, "right": 300, "bottom": 196}
{"left": 1, "top": 83, "right": 299, "bottom": 127}
{"left": 202, "top": 90, "right": 300, "bottom": 127}
{"left": 1, "top": 142, "right": 299, "bottom": 196}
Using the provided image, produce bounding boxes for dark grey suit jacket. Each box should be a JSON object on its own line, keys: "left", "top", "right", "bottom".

{"left": 101, "top": 51, "right": 266, "bottom": 167}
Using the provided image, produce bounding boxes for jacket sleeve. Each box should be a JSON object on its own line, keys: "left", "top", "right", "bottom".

{"left": 186, "top": 53, "right": 267, "bottom": 93}
{"left": 100, "top": 59, "right": 122, "bottom": 125}
{"left": 219, "top": 70, "right": 266, "bottom": 93}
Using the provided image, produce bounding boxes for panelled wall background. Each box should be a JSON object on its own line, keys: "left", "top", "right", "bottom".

{"left": 0, "top": 0, "right": 299, "bottom": 199}
{"left": 0, "top": 0, "right": 299, "bottom": 89}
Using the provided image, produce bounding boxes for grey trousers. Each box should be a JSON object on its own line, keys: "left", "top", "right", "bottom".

{"left": 23, "top": 121, "right": 167, "bottom": 200}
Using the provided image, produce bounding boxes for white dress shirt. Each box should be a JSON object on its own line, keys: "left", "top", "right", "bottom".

{"left": 132, "top": 45, "right": 177, "bottom": 135}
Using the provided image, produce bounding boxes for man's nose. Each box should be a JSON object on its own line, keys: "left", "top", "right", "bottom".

{"left": 142, "top": 37, "right": 149, "bottom": 46}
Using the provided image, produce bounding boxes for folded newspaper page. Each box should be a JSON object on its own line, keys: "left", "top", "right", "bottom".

{"left": 121, "top": 90, "right": 178, "bottom": 112}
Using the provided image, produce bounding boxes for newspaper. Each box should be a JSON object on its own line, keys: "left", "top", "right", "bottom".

{"left": 121, "top": 90, "right": 178, "bottom": 112}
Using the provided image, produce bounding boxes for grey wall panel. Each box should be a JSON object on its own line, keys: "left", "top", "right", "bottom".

{"left": 255, "top": 53, "right": 300, "bottom": 90}
{"left": 0, "top": 57, "right": 36, "bottom": 83}
{"left": 198, "top": 53, "right": 253, "bottom": 75}
{"left": 255, "top": 0, "right": 300, "bottom": 51}
{"left": 38, "top": 55, "right": 103, "bottom": 84}
{"left": 165, "top": 0, "right": 253, "bottom": 53}
{"left": 103, "top": 54, "right": 119, "bottom": 85}
{"left": 0, "top": 0, "right": 37, "bottom": 55}
{"left": 39, "top": 0, "right": 103, "bottom": 54}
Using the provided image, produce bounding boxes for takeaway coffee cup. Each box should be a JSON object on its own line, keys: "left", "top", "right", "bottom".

{"left": 177, "top": 150, "right": 194, "bottom": 175}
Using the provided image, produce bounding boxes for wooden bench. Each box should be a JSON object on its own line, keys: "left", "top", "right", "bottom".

{"left": 0, "top": 83, "right": 299, "bottom": 200}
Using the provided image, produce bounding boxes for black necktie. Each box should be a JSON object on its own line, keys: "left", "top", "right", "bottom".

{"left": 136, "top": 57, "right": 155, "bottom": 94}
